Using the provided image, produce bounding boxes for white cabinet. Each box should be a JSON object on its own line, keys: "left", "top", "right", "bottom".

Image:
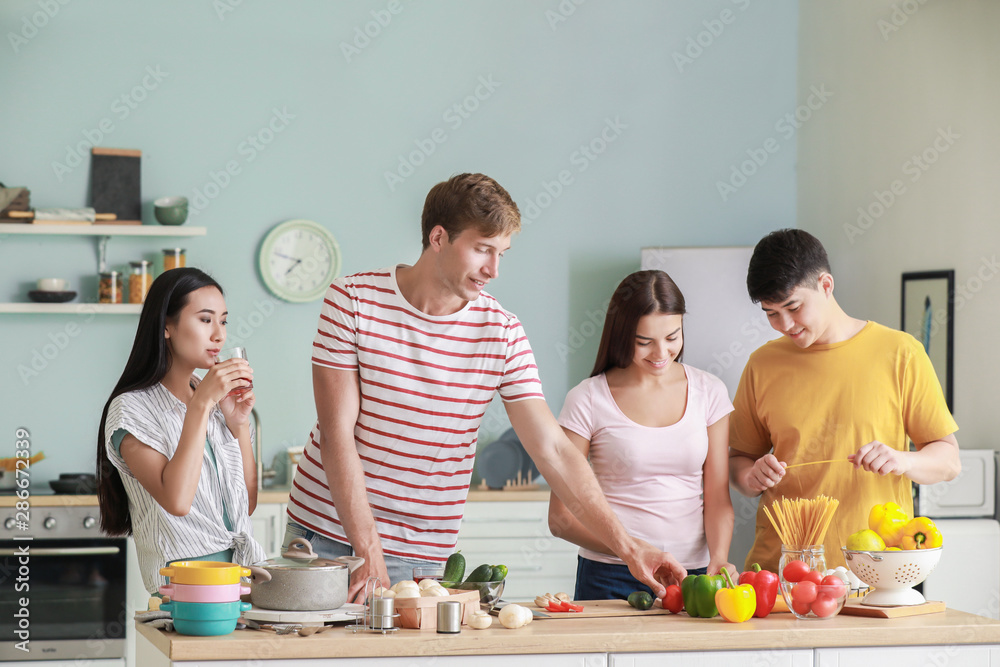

{"left": 456, "top": 501, "right": 577, "bottom": 600}
{"left": 612, "top": 651, "right": 812, "bottom": 667}
{"left": 816, "top": 646, "right": 1000, "bottom": 666}
{"left": 251, "top": 502, "right": 288, "bottom": 557}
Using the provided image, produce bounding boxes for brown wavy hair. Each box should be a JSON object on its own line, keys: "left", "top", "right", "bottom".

{"left": 421, "top": 173, "right": 520, "bottom": 249}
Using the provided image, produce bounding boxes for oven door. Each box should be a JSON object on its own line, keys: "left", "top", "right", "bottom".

{"left": 0, "top": 537, "right": 127, "bottom": 663}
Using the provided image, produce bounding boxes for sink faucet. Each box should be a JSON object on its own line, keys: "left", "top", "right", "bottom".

{"left": 252, "top": 407, "right": 276, "bottom": 490}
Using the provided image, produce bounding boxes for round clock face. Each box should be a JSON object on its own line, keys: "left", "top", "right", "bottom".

{"left": 259, "top": 219, "right": 341, "bottom": 303}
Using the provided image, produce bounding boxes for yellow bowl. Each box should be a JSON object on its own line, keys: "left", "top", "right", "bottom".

{"left": 160, "top": 561, "right": 251, "bottom": 585}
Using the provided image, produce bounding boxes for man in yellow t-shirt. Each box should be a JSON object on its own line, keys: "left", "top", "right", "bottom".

{"left": 728, "top": 229, "right": 960, "bottom": 572}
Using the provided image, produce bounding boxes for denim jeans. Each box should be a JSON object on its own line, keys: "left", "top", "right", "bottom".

{"left": 574, "top": 556, "right": 707, "bottom": 600}
{"left": 283, "top": 520, "right": 435, "bottom": 586}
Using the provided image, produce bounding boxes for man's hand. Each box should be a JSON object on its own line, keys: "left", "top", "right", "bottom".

{"left": 849, "top": 441, "right": 908, "bottom": 476}
{"left": 623, "top": 539, "right": 687, "bottom": 599}
{"left": 746, "top": 453, "right": 786, "bottom": 493}
{"left": 348, "top": 553, "right": 391, "bottom": 604}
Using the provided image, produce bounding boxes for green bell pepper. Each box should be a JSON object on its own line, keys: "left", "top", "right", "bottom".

{"left": 681, "top": 573, "right": 726, "bottom": 618}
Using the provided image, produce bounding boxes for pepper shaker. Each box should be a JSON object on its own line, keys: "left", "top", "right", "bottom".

{"left": 436, "top": 600, "right": 462, "bottom": 634}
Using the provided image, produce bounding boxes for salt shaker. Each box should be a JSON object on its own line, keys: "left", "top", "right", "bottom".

{"left": 436, "top": 600, "right": 462, "bottom": 634}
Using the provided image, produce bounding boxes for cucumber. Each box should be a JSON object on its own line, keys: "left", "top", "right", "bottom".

{"left": 490, "top": 564, "right": 508, "bottom": 581}
{"left": 443, "top": 551, "right": 465, "bottom": 584}
{"left": 464, "top": 563, "right": 495, "bottom": 583}
{"left": 627, "top": 591, "right": 653, "bottom": 611}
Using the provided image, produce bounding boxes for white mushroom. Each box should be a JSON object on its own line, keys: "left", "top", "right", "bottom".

{"left": 499, "top": 604, "right": 531, "bottom": 629}
{"left": 468, "top": 610, "right": 492, "bottom": 629}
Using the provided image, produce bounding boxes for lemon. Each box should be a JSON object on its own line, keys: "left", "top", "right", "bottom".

{"left": 846, "top": 529, "right": 887, "bottom": 551}
{"left": 886, "top": 546, "right": 901, "bottom": 551}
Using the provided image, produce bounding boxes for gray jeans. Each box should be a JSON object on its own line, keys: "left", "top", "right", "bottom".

{"left": 282, "top": 520, "right": 434, "bottom": 586}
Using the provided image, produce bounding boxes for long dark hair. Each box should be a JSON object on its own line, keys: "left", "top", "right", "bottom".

{"left": 97, "top": 268, "right": 223, "bottom": 535}
{"left": 591, "top": 270, "right": 687, "bottom": 377}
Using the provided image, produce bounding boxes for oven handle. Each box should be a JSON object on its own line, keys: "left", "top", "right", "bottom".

{"left": 0, "top": 546, "right": 121, "bottom": 556}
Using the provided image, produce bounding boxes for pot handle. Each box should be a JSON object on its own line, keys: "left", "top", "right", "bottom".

{"left": 249, "top": 566, "right": 272, "bottom": 584}
{"left": 334, "top": 555, "right": 366, "bottom": 574}
{"left": 282, "top": 537, "right": 318, "bottom": 560}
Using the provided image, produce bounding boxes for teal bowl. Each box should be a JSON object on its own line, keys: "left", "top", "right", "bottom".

{"left": 154, "top": 196, "right": 189, "bottom": 226}
{"left": 172, "top": 617, "right": 240, "bottom": 636}
{"left": 159, "top": 600, "right": 250, "bottom": 621}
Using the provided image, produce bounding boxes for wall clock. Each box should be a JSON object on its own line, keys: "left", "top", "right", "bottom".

{"left": 258, "top": 219, "right": 341, "bottom": 303}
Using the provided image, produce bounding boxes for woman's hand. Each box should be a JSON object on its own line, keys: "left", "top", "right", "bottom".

{"left": 193, "top": 358, "right": 254, "bottom": 412}
{"left": 215, "top": 360, "right": 255, "bottom": 428}
{"left": 707, "top": 559, "right": 737, "bottom": 579}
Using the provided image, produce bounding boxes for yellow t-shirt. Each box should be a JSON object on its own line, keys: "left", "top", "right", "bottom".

{"left": 730, "top": 321, "right": 958, "bottom": 572}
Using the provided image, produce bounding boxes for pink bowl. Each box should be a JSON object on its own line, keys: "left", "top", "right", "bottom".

{"left": 158, "top": 582, "right": 250, "bottom": 603}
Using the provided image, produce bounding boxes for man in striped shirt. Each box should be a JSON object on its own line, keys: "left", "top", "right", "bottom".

{"left": 286, "top": 173, "right": 687, "bottom": 601}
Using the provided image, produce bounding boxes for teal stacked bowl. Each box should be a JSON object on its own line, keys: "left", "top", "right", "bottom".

{"left": 158, "top": 600, "right": 251, "bottom": 636}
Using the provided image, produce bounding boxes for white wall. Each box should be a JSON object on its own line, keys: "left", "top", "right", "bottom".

{"left": 798, "top": 0, "right": 1000, "bottom": 448}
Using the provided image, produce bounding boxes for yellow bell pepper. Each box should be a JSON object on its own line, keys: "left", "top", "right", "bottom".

{"left": 715, "top": 569, "right": 756, "bottom": 623}
{"left": 900, "top": 516, "right": 943, "bottom": 550}
{"left": 868, "top": 502, "right": 909, "bottom": 548}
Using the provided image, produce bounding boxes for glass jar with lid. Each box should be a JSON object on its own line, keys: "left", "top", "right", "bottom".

{"left": 129, "top": 260, "right": 153, "bottom": 304}
{"left": 99, "top": 271, "right": 123, "bottom": 304}
{"left": 163, "top": 248, "right": 186, "bottom": 271}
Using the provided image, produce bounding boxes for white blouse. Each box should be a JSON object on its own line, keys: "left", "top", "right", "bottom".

{"left": 104, "top": 377, "right": 265, "bottom": 593}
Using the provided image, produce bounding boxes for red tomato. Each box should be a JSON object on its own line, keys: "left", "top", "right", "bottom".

{"left": 819, "top": 576, "right": 847, "bottom": 599}
{"left": 801, "top": 570, "right": 823, "bottom": 585}
{"left": 791, "top": 581, "right": 818, "bottom": 604}
{"left": 662, "top": 585, "right": 684, "bottom": 614}
{"left": 811, "top": 594, "right": 840, "bottom": 618}
{"left": 791, "top": 598, "right": 812, "bottom": 616}
{"left": 782, "top": 560, "right": 810, "bottom": 583}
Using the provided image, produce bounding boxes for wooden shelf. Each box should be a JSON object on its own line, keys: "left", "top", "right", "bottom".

{"left": 0, "top": 303, "right": 142, "bottom": 314}
{"left": 0, "top": 223, "right": 206, "bottom": 237}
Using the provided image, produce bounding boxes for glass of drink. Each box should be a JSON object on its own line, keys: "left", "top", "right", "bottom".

{"left": 412, "top": 566, "right": 444, "bottom": 584}
{"left": 215, "top": 347, "right": 252, "bottom": 396}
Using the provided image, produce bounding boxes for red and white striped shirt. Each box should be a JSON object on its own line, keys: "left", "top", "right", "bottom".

{"left": 287, "top": 266, "right": 544, "bottom": 562}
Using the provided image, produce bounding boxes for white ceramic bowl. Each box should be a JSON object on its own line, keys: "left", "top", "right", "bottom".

{"left": 37, "top": 278, "right": 68, "bottom": 292}
{"left": 842, "top": 547, "right": 943, "bottom": 606}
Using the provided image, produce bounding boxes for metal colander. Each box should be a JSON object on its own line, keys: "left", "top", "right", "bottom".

{"left": 842, "top": 547, "right": 943, "bottom": 606}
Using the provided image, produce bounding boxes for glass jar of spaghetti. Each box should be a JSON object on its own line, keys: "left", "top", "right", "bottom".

{"left": 128, "top": 260, "right": 153, "bottom": 304}
{"left": 98, "top": 271, "right": 123, "bottom": 304}
{"left": 162, "top": 248, "right": 186, "bottom": 271}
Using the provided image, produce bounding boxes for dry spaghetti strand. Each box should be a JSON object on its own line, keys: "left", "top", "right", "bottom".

{"left": 763, "top": 496, "right": 840, "bottom": 549}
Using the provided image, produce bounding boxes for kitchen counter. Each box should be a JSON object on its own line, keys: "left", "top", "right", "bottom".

{"left": 136, "top": 609, "right": 1000, "bottom": 664}
{"left": 0, "top": 486, "right": 551, "bottom": 508}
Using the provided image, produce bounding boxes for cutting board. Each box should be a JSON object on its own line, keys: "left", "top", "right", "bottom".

{"left": 839, "top": 598, "right": 946, "bottom": 618}
{"left": 530, "top": 598, "right": 671, "bottom": 619}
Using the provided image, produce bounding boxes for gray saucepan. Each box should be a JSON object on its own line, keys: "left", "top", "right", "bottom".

{"left": 249, "top": 537, "right": 364, "bottom": 611}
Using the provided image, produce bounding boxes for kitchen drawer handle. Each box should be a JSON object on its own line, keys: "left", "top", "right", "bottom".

{"left": 0, "top": 546, "right": 121, "bottom": 557}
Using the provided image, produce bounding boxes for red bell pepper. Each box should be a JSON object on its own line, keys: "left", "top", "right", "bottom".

{"left": 737, "top": 563, "right": 779, "bottom": 618}
{"left": 545, "top": 600, "right": 584, "bottom": 613}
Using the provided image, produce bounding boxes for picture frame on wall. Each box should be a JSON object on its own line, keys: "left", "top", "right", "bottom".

{"left": 901, "top": 270, "right": 955, "bottom": 411}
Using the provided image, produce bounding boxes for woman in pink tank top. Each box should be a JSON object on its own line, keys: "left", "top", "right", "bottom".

{"left": 549, "top": 270, "right": 736, "bottom": 600}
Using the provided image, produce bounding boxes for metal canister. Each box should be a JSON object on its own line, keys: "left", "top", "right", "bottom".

{"left": 370, "top": 597, "right": 395, "bottom": 630}
{"left": 436, "top": 600, "right": 462, "bottom": 634}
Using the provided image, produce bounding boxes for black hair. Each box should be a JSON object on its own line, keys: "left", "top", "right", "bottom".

{"left": 591, "top": 270, "right": 686, "bottom": 376}
{"left": 746, "top": 228, "right": 831, "bottom": 304}
{"left": 96, "top": 268, "right": 223, "bottom": 535}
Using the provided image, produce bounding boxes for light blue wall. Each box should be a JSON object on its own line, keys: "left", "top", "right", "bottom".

{"left": 0, "top": 0, "right": 798, "bottom": 486}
